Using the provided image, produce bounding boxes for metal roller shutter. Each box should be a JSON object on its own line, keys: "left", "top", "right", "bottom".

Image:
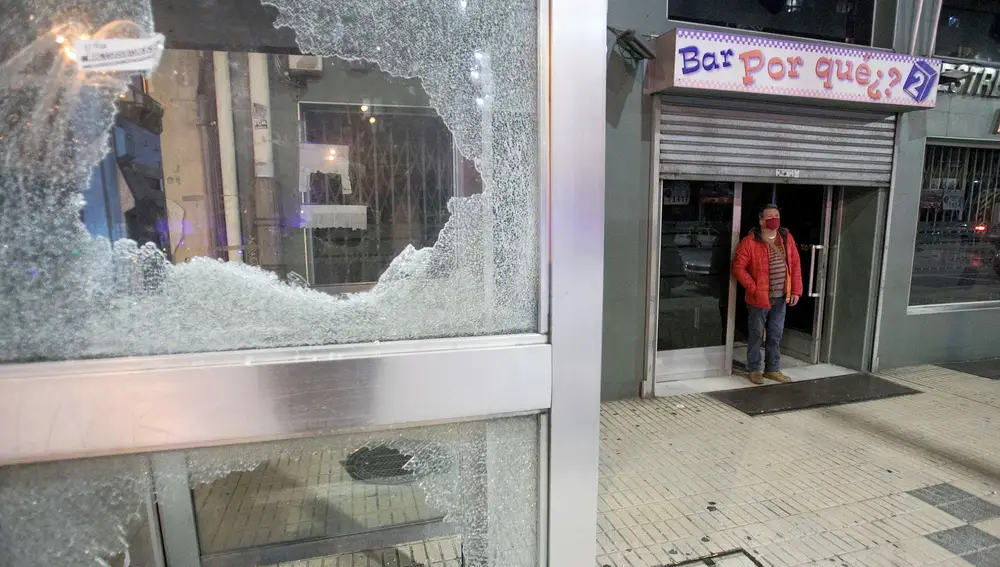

{"left": 659, "top": 95, "right": 897, "bottom": 186}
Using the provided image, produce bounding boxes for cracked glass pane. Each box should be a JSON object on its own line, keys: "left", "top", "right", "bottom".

{"left": 0, "top": 0, "right": 539, "bottom": 362}
{"left": 0, "top": 415, "right": 540, "bottom": 567}
{"left": 0, "top": 455, "right": 160, "bottom": 567}
{"left": 188, "top": 415, "right": 539, "bottom": 567}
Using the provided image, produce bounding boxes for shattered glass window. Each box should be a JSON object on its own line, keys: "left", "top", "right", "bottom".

{"left": 0, "top": 454, "right": 162, "bottom": 567}
{"left": 0, "top": 415, "right": 540, "bottom": 567}
{"left": 0, "top": 0, "right": 539, "bottom": 362}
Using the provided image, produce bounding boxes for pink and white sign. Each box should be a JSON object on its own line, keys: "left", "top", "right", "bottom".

{"left": 646, "top": 29, "right": 941, "bottom": 108}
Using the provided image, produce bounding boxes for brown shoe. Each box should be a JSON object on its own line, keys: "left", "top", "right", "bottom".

{"left": 764, "top": 371, "right": 791, "bottom": 383}
{"left": 748, "top": 372, "right": 764, "bottom": 385}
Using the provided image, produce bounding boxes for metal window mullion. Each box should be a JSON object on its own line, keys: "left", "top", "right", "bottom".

{"left": 937, "top": 145, "right": 946, "bottom": 224}
{"left": 406, "top": 128, "right": 414, "bottom": 228}
{"left": 978, "top": 148, "right": 987, "bottom": 223}
{"left": 934, "top": 145, "right": 944, "bottom": 226}
{"left": 537, "top": 0, "right": 551, "bottom": 336}
{"left": 421, "top": 128, "right": 429, "bottom": 243}
{"left": 373, "top": 121, "right": 381, "bottom": 264}
{"left": 988, "top": 150, "right": 997, "bottom": 225}
{"left": 969, "top": 148, "right": 981, "bottom": 224}
{"left": 388, "top": 127, "right": 397, "bottom": 244}
{"left": 980, "top": 150, "right": 1000, "bottom": 229}
{"left": 151, "top": 452, "right": 202, "bottom": 567}
{"left": 975, "top": 148, "right": 985, "bottom": 226}
{"left": 963, "top": 147, "right": 974, "bottom": 224}
{"left": 961, "top": 146, "right": 973, "bottom": 223}
{"left": 919, "top": 145, "right": 930, "bottom": 224}
{"left": 977, "top": 148, "right": 990, "bottom": 225}
{"left": 993, "top": 150, "right": 1000, "bottom": 225}
{"left": 920, "top": 145, "right": 928, "bottom": 224}
{"left": 0, "top": 336, "right": 552, "bottom": 465}
{"left": 548, "top": 0, "right": 604, "bottom": 566}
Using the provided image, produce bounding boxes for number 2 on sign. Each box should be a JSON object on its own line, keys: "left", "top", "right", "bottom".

{"left": 903, "top": 71, "right": 926, "bottom": 100}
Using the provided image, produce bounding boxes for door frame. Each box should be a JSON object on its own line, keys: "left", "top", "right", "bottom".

{"left": 642, "top": 180, "right": 743, "bottom": 393}
{"left": 781, "top": 185, "right": 834, "bottom": 364}
{"left": 642, "top": 181, "right": 842, "bottom": 396}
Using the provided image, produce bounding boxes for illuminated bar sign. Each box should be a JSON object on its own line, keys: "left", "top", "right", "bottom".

{"left": 646, "top": 29, "right": 941, "bottom": 109}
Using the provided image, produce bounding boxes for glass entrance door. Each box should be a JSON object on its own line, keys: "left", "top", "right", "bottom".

{"left": 736, "top": 184, "right": 833, "bottom": 364}
{"left": 653, "top": 181, "right": 739, "bottom": 382}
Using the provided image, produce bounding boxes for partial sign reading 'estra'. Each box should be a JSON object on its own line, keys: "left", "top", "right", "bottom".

{"left": 646, "top": 29, "right": 941, "bottom": 108}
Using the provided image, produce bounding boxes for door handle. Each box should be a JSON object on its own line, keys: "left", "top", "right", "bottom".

{"left": 807, "top": 245, "right": 824, "bottom": 298}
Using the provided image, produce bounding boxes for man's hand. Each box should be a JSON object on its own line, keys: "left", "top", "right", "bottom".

{"left": 789, "top": 295, "right": 800, "bottom": 306}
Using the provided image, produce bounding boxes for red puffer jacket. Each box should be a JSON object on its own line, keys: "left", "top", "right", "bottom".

{"left": 732, "top": 226, "right": 803, "bottom": 309}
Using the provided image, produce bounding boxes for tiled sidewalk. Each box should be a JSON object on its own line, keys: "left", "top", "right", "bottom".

{"left": 597, "top": 365, "right": 1000, "bottom": 567}
{"left": 227, "top": 364, "right": 1000, "bottom": 567}
{"left": 193, "top": 449, "right": 440, "bottom": 553}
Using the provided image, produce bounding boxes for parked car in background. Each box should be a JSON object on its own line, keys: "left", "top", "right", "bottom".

{"left": 916, "top": 221, "right": 977, "bottom": 245}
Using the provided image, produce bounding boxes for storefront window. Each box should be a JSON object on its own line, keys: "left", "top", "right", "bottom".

{"left": 668, "top": 0, "right": 875, "bottom": 45}
{"left": 0, "top": 415, "right": 540, "bottom": 567}
{"left": 657, "top": 181, "right": 734, "bottom": 351}
{"left": 910, "top": 145, "right": 1000, "bottom": 306}
{"left": 935, "top": 0, "right": 1000, "bottom": 63}
{"left": 0, "top": 0, "right": 539, "bottom": 363}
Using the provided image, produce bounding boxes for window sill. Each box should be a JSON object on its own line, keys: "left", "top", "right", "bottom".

{"left": 907, "top": 300, "right": 1000, "bottom": 315}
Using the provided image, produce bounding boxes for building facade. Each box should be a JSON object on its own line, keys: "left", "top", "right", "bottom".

{"left": 0, "top": 0, "right": 606, "bottom": 566}
{"left": 603, "top": 0, "right": 1000, "bottom": 400}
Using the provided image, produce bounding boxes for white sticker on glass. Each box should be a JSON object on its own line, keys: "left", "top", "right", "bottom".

{"left": 74, "top": 34, "right": 165, "bottom": 72}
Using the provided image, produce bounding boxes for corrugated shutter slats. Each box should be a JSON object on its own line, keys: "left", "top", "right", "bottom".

{"left": 659, "top": 96, "right": 897, "bottom": 186}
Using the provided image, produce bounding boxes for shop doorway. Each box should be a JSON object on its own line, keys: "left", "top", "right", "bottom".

{"left": 652, "top": 181, "right": 739, "bottom": 382}
{"left": 735, "top": 184, "right": 833, "bottom": 366}
{"left": 649, "top": 180, "right": 842, "bottom": 391}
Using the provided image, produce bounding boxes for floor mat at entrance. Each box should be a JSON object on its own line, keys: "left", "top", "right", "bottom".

{"left": 940, "top": 359, "right": 1000, "bottom": 380}
{"left": 707, "top": 373, "right": 920, "bottom": 416}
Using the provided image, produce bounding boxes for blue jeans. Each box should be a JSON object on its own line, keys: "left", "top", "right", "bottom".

{"left": 747, "top": 296, "right": 786, "bottom": 373}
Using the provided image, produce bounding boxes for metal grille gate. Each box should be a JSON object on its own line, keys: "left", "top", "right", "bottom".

{"left": 301, "top": 105, "right": 466, "bottom": 286}
{"left": 914, "top": 144, "right": 1000, "bottom": 284}
{"left": 658, "top": 96, "right": 897, "bottom": 186}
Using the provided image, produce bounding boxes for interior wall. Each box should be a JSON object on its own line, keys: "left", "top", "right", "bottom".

{"left": 601, "top": 0, "right": 666, "bottom": 401}
{"left": 147, "top": 49, "right": 213, "bottom": 261}
{"left": 828, "top": 187, "right": 884, "bottom": 370}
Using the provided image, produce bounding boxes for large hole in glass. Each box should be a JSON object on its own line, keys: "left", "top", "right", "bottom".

{"left": 0, "top": 0, "right": 539, "bottom": 362}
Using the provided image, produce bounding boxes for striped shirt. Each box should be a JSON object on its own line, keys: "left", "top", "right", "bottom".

{"left": 765, "top": 235, "right": 786, "bottom": 297}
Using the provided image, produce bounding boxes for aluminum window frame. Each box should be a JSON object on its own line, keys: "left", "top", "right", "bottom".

{"left": 0, "top": 8, "right": 562, "bottom": 467}
{"left": 904, "top": 138, "right": 1000, "bottom": 313}
{"left": 930, "top": 0, "right": 1000, "bottom": 64}
{"left": 664, "top": 0, "right": 896, "bottom": 49}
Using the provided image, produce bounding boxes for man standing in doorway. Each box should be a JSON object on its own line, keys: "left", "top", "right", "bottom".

{"left": 732, "top": 204, "right": 803, "bottom": 385}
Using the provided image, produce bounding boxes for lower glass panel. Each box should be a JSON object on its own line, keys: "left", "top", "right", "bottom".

{"left": 0, "top": 455, "right": 161, "bottom": 567}
{"left": 0, "top": 414, "right": 540, "bottom": 567}
{"left": 191, "top": 442, "right": 444, "bottom": 554}
{"left": 658, "top": 180, "right": 735, "bottom": 351}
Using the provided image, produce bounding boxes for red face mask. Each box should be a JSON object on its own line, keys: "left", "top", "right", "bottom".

{"left": 764, "top": 218, "right": 781, "bottom": 230}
